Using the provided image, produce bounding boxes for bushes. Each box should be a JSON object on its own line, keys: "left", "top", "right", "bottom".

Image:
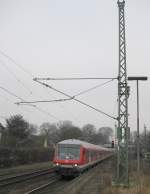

{"left": 0, "top": 147, "right": 54, "bottom": 168}
{"left": 0, "top": 147, "right": 13, "bottom": 167}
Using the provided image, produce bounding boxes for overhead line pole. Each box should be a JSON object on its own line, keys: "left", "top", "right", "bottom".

{"left": 115, "top": 0, "right": 129, "bottom": 186}
{"left": 128, "top": 76, "right": 148, "bottom": 174}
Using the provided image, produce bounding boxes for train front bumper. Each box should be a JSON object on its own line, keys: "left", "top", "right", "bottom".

{"left": 54, "top": 163, "right": 80, "bottom": 176}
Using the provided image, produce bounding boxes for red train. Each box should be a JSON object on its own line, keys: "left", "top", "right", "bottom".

{"left": 53, "top": 139, "right": 113, "bottom": 176}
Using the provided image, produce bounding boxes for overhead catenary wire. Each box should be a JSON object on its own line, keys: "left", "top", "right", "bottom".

{"left": 33, "top": 79, "right": 117, "bottom": 120}
{"left": 0, "top": 49, "right": 75, "bottom": 120}
{"left": 0, "top": 86, "right": 24, "bottom": 101}
{"left": 0, "top": 49, "right": 118, "bottom": 122}
{"left": 0, "top": 59, "right": 32, "bottom": 95}
{"left": 0, "top": 90, "right": 59, "bottom": 122}
{"left": 0, "top": 49, "right": 82, "bottom": 122}
{"left": 73, "top": 79, "right": 116, "bottom": 98}
{"left": 34, "top": 106, "right": 60, "bottom": 121}
{"left": 32, "top": 78, "right": 116, "bottom": 121}
{"left": 17, "top": 79, "right": 115, "bottom": 104}
{"left": 0, "top": 49, "right": 34, "bottom": 77}
{"left": 0, "top": 85, "right": 60, "bottom": 121}
{"left": 0, "top": 92, "right": 36, "bottom": 120}
{"left": 0, "top": 92, "right": 12, "bottom": 102}
{"left": 0, "top": 85, "right": 36, "bottom": 108}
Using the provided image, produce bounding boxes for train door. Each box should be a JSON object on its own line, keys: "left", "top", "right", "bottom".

{"left": 89, "top": 150, "right": 92, "bottom": 162}
{"left": 83, "top": 149, "right": 89, "bottom": 163}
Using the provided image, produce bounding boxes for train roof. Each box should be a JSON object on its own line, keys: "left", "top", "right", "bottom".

{"left": 57, "top": 139, "right": 109, "bottom": 150}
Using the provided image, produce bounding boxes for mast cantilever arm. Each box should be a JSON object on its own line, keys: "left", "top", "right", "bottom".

{"left": 33, "top": 79, "right": 117, "bottom": 121}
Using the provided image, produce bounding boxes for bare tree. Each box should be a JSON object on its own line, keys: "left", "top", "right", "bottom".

{"left": 58, "top": 120, "right": 82, "bottom": 141}
{"left": 82, "top": 124, "right": 96, "bottom": 143}
{"left": 6, "top": 114, "right": 31, "bottom": 147}
{"left": 98, "top": 127, "right": 113, "bottom": 144}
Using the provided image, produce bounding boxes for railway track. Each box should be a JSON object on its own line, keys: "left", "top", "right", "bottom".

{"left": 0, "top": 156, "right": 114, "bottom": 194}
{"left": 0, "top": 167, "right": 54, "bottom": 187}
{"left": 23, "top": 156, "right": 114, "bottom": 194}
{"left": 23, "top": 175, "right": 61, "bottom": 194}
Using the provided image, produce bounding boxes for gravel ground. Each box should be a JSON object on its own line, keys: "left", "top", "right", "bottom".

{"left": 76, "top": 159, "right": 113, "bottom": 194}
{"left": 56, "top": 157, "right": 114, "bottom": 194}
{"left": 0, "top": 158, "right": 114, "bottom": 194}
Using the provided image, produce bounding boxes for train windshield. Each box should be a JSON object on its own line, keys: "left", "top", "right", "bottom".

{"left": 58, "top": 144, "right": 80, "bottom": 160}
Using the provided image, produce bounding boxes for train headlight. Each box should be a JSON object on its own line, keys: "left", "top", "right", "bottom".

{"left": 74, "top": 164, "right": 78, "bottom": 167}
{"left": 56, "top": 163, "right": 59, "bottom": 166}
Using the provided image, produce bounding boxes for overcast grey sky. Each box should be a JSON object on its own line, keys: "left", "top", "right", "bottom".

{"left": 0, "top": 0, "right": 149, "bottom": 133}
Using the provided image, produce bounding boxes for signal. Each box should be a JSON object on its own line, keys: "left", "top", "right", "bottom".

{"left": 111, "top": 140, "right": 114, "bottom": 148}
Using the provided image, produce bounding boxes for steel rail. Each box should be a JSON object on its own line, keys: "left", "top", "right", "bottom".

{"left": 0, "top": 168, "right": 54, "bottom": 187}
{"left": 24, "top": 176, "right": 60, "bottom": 194}
{"left": 24, "top": 155, "right": 113, "bottom": 194}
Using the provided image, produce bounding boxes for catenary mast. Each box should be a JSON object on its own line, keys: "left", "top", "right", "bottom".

{"left": 117, "top": 0, "right": 129, "bottom": 186}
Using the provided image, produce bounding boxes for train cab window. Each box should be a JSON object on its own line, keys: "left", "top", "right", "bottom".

{"left": 58, "top": 144, "right": 80, "bottom": 160}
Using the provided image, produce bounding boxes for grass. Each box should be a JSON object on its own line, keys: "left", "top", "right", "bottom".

{"left": 101, "top": 168, "right": 150, "bottom": 194}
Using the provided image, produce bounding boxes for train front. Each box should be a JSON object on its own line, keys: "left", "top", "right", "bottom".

{"left": 53, "top": 140, "right": 82, "bottom": 177}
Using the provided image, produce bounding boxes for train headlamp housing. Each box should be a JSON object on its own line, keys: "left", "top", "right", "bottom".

{"left": 74, "top": 164, "right": 78, "bottom": 167}
{"left": 56, "top": 163, "right": 59, "bottom": 166}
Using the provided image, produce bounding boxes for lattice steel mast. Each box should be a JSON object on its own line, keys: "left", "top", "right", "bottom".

{"left": 117, "top": 0, "right": 129, "bottom": 186}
